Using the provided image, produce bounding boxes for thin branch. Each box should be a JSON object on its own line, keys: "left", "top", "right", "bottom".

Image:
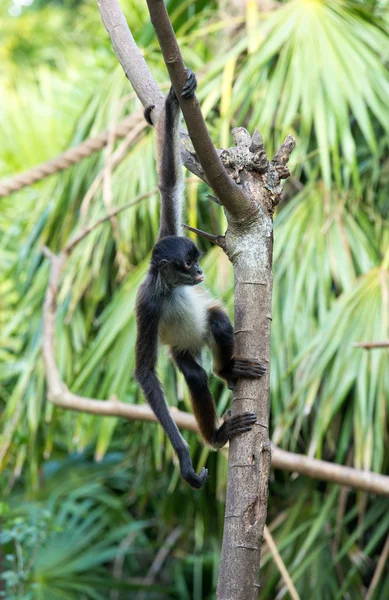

{"left": 366, "top": 531, "right": 389, "bottom": 600}
{"left": 137, "top": 527, "right": 183, "bottom": 600}
{"left": 206, "top": 194, "right": 222, "bottom": 205}
{"left": 144, "top": 0, "right": 253, "bottom": 222}
{"left": 65, "top": 189, "right": 158, "bottom": 254}
{"left": 65, "top": 176, "right": 200, "bottom": 254}
{"left": 353, "top": 340, "right": 389, "bottom": 349}
{"left": 271, "top": 446, "right": 389, "bottom": 496}
{"left": 263, "top": 526, "right": 300, "bottom": 600}
{"left": 183, "top": 225, "right": 226, "bottom": 250}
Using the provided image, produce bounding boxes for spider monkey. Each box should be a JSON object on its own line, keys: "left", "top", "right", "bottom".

{"left": 135, "top": 69, "right": 266, "bottom": 489}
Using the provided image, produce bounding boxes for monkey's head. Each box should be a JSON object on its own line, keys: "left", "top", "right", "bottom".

{"left": 151, "top": 236, "right": 204, "bottom": 288}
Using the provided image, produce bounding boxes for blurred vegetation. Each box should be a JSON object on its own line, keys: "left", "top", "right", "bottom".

{"left": 0, "top": 0, "right": 389, "bottom": 598}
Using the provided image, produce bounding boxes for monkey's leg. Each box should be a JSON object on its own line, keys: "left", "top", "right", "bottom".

{"left": 208, "top": 307, "right": 266, "bottom": 388}
{"left": 172, "top": 350, "right": 257, "bottom": 450}
{"left": 136, "top": 369, "right": 208, "bottom": 489}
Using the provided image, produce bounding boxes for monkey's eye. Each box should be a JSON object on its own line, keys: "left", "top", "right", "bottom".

{"left": 183, "top": 261, "right": 193, "bottom": 271}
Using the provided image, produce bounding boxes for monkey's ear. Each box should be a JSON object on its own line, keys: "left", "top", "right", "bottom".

{"left": 159, "top": 259, "right": 171, "bottom": 270}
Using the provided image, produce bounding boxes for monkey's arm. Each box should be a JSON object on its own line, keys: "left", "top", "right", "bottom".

{"left": 208, "top": 306, "right": 266, "bottom": 388}
{"left": 134, "top": 284, "right": 208, "bottom": 489}
{"left": 156, "top": 69, "right": 197, "bottom": 240}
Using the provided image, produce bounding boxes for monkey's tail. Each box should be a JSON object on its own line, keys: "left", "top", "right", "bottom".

{"left": 144, "top": 105, "right": 155, "bottom": 126}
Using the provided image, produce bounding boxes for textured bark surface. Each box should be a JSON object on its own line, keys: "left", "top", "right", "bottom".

{"left": 214, "top": 128, "right": 292, "bottom": 598}
{"left": 217, "top": 179, "right": 275, "bottom": 600}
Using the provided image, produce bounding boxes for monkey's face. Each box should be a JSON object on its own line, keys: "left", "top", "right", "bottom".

{"left": 177, "top": 257, "right": 204, "bottom": 286}
{"left": 159, "top": 256, "right": 204, "bottom": 288}
{"left": 152, "top": 236, "right": 204, "bottom": 288}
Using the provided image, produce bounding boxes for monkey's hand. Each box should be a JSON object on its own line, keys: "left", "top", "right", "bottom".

{"left": 168, "top": 68, "right": 197, "bottom": 104}
{"left": 211, "top": 411, "right": 257, "bottom": 449}
{"left": 181, "top": 69, "right": 197, "bottom": 98}
{"left": 179, "top": 451, "right": 208, "bottom": 489}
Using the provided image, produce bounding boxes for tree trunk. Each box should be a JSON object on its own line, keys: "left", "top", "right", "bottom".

{"left": 217, "top": 209, "right": 273, "bottom": 599}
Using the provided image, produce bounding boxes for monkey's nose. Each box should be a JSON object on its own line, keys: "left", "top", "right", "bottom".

{"left": 195, "top": 267, "right": 204, "bottom": 282}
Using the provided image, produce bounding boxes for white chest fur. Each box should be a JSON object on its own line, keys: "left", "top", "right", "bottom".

{"left": 159, "top": 286, "right": 210, "bottom": 352}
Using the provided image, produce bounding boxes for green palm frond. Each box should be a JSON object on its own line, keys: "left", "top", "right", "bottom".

{"left": 203, "top": 0, "right": 389, "bottom": 186}
{"left": 274, "top": 263, "right": 389, "bottom": 471}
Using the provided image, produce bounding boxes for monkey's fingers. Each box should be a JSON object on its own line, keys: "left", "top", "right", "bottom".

{"left": 225, "top": 412, "right": 257, "bottom": 439}
{"left": 182, "top": 69, "right": 197, "bottom": 98}
{"left": 232, "top": 358, "right": 266, "bottom": 379}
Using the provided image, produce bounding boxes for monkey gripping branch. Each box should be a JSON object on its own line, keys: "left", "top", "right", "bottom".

{"left": 96, "top": 1, "right": 295, "bottom": 598}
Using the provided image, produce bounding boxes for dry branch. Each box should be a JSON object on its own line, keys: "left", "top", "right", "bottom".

{"left": 263, "top": 526, "right": 300, "bottom": 600}
{"left": 42, "top": 204, "right": 389, "bottom": 498}
{"left": 366, "top": 532, "right": 389, "bottom": 600}
{"left": 80, "top": 116, "right": 146, "bottom": 217}
{"left": 41, "top": 240, "right": 389, "bottom": 498}
{"left": 353, "top": 340, "right": 389, "bottom": 349}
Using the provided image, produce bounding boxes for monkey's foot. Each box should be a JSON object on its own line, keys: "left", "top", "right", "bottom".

{"left": 181, "top": 69, "right": 197, "bottom": 98}
{"left": 180, "top": 454, "right": 208, "bottom": 489}
{"left": 212, "top": 412, "right": 257, "bottom": 448}
{"left": 231, "top": 358, "right": 266, "bottom": 379}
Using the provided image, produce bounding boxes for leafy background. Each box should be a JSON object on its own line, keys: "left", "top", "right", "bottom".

{"left": 0, "top": 0, "right": 388, "bottom": 598}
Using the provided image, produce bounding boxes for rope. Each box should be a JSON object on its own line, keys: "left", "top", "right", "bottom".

{"left": 0, "top": 112, "right": 143, "bottom": 198}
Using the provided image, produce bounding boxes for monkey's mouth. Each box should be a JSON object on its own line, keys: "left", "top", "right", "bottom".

{"left": 194, "top": 274, "right": 204, "bottom": 284}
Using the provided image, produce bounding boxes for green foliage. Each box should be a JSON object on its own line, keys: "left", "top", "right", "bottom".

{"left": 0, "top": 455, "right": 156, "bottom": 599}
{"left": 1, "top": 0, "right": 389, "bottom": 598}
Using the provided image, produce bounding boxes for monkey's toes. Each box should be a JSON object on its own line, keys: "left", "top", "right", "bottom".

{"left": 226, "top": 412, "right": 257, "bottom": 438}
{"left": 182, "top": 68, "right": 197, "bottom": 98}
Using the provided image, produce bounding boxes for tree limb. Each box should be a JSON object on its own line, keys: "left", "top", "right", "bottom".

{"left": 96, "top": 0, "right": 205, "bottom": 181}
{"left": 97, "top": 0, "right": 163, "bottom": 110}
{"left": 41, "top": 245, "right": 389, "bottom": 498}
{"left": 144, "top": 0, "right": 253, "bottom": 223}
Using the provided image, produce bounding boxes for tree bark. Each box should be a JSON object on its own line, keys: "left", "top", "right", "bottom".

{"left": 218, "top": 215, "right": 273, "bottom": 599}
